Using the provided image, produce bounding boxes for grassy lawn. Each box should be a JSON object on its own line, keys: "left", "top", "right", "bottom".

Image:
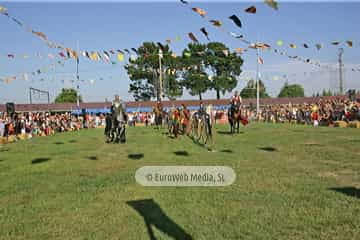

{"left": 0, "top": 123, "right": 359, "bottom": 240}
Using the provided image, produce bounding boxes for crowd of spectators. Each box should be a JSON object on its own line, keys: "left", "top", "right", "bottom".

{"left": 253, "top": 97, "right": 360, "bottom": 126}
{"left": 0, "top": 112, "right": 105, "bottom": 140}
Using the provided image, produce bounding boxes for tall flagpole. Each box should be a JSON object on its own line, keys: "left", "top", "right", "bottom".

{"left": 76, "top": 41, "right": 80, "bottom": 108}
{"left": 256, "top": 46, "right": 260, "bottom": 117}
{"left": 158, "top": 48, "right": 163, "bottom": 101}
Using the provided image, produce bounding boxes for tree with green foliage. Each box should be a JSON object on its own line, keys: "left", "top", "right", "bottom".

{"left": 180, "top": 43, "right": 211, "bottom": 100}
{"left": 205, "top": 42, "right": 244, "bottom": 99}
{"left": 321, "top": 89, "right": 333, "bottom": 96}
{"left": 124, "top": 42, "right": 182, "bottom": 101}
{"left": 240, "top": 79, "right": 270, "bottom": 98}
{"left": 278, "top": 82, "right": 304, "bottom": 98}
{"left": 54, "top": 88, "right": 82, "bottom": 103}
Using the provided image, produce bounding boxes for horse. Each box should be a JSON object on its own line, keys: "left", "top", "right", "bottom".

{"left": 228, "top": 104, "right": 242, "bottom": 134}
{"left": 153, "top": 107, "right": 163, "bottom": 129}
{"left": 105, "top": 109, "right": 127, "bottom": 143}
{"left": 191, "top": 110, "right": 213, "bottom": 146}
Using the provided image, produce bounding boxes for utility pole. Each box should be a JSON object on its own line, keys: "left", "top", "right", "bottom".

{"left": 338, "top": 48, "right": 344, "bottom": 95}
{"left": 158, "top": 48, "right": 163, "bottom": 101}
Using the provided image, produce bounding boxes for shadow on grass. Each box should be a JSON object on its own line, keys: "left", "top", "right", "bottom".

{"left": 31, "top": 157, "right": 51, "bottom": 164}
{"left": 329, "top": 187, "right": 360, "bottom": 199}
{"left": 258, "top": 147, "right": 277, "bottom": 152}
{"left": 349, "top": 139, "right": 360, "bottom": 143}
{"left": 128, "top": 154, "right": 144, "bottom": 160}
{"left": 174, "top": 151, "right": 189, "bottom": 156}
{"left": 304, "top": 143, "right": 323, "bottom": 147}
{"left": 292, "top": 129, "right": 305, "bottom": 133}
{"left": 87, "top": 156, "right": 98, "bottom": 160}
{"left": 0, "top": 148, "right": 9, "bottom": 152}
{"left": 217, "top": 131, "right": 232, "bottom": 135}
{"left": 220, "top": 149, "right": 233, "bottom": 153}
{"left": 54, "top": 142, "right": 64, "bottom": 145}
{"left": 127, "top": 199, "right": 193, "bottom": 240}
{"left": 217, "top": 130, "right": 244, "bottom": 135}
{"left": 69, "top": 140, "right": 77, "bottom": 143}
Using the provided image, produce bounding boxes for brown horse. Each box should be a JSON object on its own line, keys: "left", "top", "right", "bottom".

{"left": 228, "top": 105, "right": 242, "bottom": 134}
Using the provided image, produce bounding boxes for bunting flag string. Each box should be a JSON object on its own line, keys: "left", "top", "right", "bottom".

{"left": 178, "top": 1, "right": 359, "bottom": 72}
{"left": 0, "top": 5, "right": 78, "bottom": 60}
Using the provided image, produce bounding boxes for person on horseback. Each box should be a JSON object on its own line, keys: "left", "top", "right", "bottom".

{"left": 180, "top": 104, "right": 190, "bottom": 135}
{"left": 228, "top": 91, "right": 243, "bottom": 133}
{"left": 230, "top": 91, "right": 242, "bottom": 112}
{"left": 109, "top": 94, "right": 127, "bottom": 143}
{"left": 153, "top": 100, "right": 163, "bottom": 129}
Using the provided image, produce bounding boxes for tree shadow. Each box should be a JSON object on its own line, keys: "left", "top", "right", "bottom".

{"left": 258, "top": 147, "right": 277, "bottom": 152}
{"left": 174, "top": 151, "right": 189, "bottom": 156}
{"left": 329, "top": 187, "right": 360, "bottom": 199}
{"left": 87, "top": 156, "right": 98, "bottom": 160}
{"left": 220, "top": 149, "right": 233, "bottom": 153}
{"left": 127, "top": 199, "right": 193, "bottom": 240}
{"left": 349, "top": 139, "right": 360, "bottom": 143}
{"left": 54, "top": 142, "right": 64, "bottom": 145}
{"left": 31, "top": 157, "right": 51, "bottom": 164}
{"left": 128, "top": 154, "right": 144, "bottom": 160}
{"left": 69, "top": 140, "right": 77, "bottom": 143}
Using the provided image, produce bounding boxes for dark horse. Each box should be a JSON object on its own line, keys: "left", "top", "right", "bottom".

{"left": 105, "top": 111, "right": 127, "bottom": 143}
{"left": 228, "top": 104, "right": 242, "bottom": 134}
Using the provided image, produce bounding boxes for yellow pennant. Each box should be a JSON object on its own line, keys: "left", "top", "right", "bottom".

{"left": 117, "top": 53, "right": 124, "bottom": 61}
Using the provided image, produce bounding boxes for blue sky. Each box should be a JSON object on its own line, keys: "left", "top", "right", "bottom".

{"left": 0, "top": 1, "right": 360, "bottom": 103}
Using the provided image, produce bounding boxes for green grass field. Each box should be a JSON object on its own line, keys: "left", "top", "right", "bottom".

{"left": 0, "top": 123, "right": 359, "bottom": 240}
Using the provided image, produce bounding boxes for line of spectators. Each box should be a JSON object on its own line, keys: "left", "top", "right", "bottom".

{"left": 254, "top": 97, "right": 360, "bottom": 126}
{"left": 0, "top": 112, "right": 106, "bottom": 141}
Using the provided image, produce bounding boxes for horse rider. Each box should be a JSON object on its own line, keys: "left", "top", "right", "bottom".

{"left": 110, "top": 94, "right": 127, "bottom": 143}
{"left": 180, "top": 104, "right": 190, "bottom": 135}
{"left": 230, "top": 90, "right": 242, "bottom": 110}
{"left": 153, "top": 100, "right": 163, "bottom": 128}
{"left": 198, "top": 101, "right": 211, "bottom": 131}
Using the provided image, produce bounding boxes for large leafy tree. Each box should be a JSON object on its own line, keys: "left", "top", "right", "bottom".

{"left": 240, "top": 79, "right": 270, "bottom": 98}
{"left": 321, "top": 89, "right": 333, "bottom": 97}
{"left": 54, "top": 88, "right": 82, "bottom": 103}
{"left": 205, "top": 42, "right": 243, "bottom": 99}
{"left": 180, "top": 43, "right": 211, "bottom": 100}
{"left": 278, "top": 82, "right": 304, "bottom": 98}
{"left": 124, "top": 42, "right": 182, "bottom": 101}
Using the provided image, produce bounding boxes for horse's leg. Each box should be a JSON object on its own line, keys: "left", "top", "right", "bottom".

{"left": 237, "top": 119, "right": 240, "bottom": 133}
